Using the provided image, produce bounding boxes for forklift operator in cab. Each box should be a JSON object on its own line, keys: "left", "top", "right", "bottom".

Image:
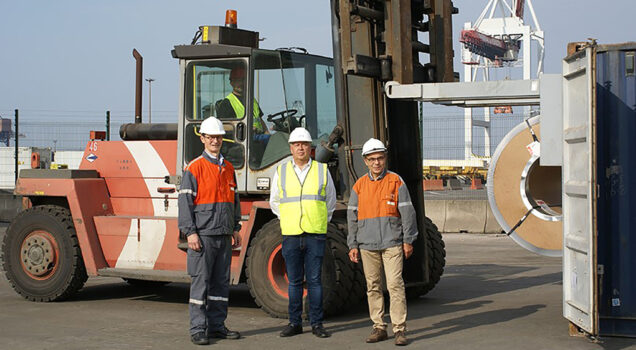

{"left": 216, "top": 67, "right": 270, "bottom": 143}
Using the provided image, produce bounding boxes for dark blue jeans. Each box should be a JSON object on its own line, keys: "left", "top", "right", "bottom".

{"left": 281, "top": 234, "right": 326, "bottom": 326}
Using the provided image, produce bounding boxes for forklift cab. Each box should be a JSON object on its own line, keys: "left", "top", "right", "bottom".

{"left": 175, "top": 39, "right": 337, "bottom": 194}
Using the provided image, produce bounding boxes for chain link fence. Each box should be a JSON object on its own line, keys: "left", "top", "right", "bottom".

{"left": 1, "top": 107, "right": 535, "bottom": 199}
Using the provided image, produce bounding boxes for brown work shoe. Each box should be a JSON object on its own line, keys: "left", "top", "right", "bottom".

{"left": 366, "top": 328, "right": 388, "bottom": 343}
{"left": 394, "top": 331, "right": 408, "bottom": 346}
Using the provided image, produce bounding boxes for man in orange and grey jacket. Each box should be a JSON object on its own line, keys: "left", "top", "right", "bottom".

{"left": 347, "top": 138, "right": 417, "bottom": 346}
{"left": 178, "top": 116, "right": 242, "bottom": 345}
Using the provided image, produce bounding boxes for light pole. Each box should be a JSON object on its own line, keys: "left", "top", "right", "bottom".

{"left": 145, "top": 78, "right": 155, "bottom": 123}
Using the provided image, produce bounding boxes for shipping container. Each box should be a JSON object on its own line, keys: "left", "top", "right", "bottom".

{"left": 53, "top": 151, "right": 84, "bottom": 169}
{"left": 0, "top": 147, "right": 33, "bottom": 190}
{"left": 0, "top": 147, "right": 53, "bottom": 189}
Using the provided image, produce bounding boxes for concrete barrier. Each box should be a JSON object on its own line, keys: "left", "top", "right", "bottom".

{"left": 470, "top": 178, "right": 484, "bottom": 190}
{"left": 485, "top": 201, "right": 504, "bottom": 233}
{"left": 444, "top": 200, "right": 487, "bottom": 233}
{"left": 423, "top": 200, "right": 446, "bottom": 231}
{"left": 423, "top": 179, "right": 444, "bottom": 191}
{"left": 445, "top": 178, "right": 462, "bottom": 190}
{"left": 424, "top": 199, "right": 502, "bottom": 234}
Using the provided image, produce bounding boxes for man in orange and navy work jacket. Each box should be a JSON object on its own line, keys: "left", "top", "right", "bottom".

{"left": 347, "top": 138, "right": 417, "bottom": 346}
{"left": 178, "top": 117, "right": 242, "bottom": 345}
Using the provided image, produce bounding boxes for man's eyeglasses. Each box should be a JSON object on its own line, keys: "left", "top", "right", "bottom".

{"left": 202, "top": 134, "right": 223, "bottom": 141}
{"left": 366, "top": 155, "right": 385, "bottom": 163}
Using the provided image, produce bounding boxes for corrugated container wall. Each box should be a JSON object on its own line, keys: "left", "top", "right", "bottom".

{"left": 596, "top": 43, "right": 636, "bottom": 337}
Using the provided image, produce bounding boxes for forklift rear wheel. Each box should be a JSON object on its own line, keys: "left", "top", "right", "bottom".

{"left": 1, "top": 205, "right": 87, "bottom": 301}
{"left": 245, "top": 219, "right": 365, "bottom": 318}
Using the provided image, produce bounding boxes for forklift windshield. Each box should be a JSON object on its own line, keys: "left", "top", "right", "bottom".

{"left": 251, "top": 50, "right": 337, "bottom": 169}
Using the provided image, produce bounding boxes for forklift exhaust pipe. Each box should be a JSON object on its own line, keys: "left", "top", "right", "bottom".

{"left": 133, "top": 49, "right": 143, "bottom": 124}
{"left": 119, "top": 123, "right": 177, "bottom": 140}
{"left": 123, "top": 49, "right": 176, "bottom": 140}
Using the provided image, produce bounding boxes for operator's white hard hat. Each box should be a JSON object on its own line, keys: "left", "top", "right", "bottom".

{"left": 361, "top": 138, "right": 387, "bottom": 156}
{"left": 288, "top": 127, "right": 312, "bottom": 143}
{"left": 199, "top": 117, "right": 225, "bottom": 135}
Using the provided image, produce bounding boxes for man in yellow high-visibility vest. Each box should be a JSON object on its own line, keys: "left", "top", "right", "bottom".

{"left": 269, "top": 127, "right": 336, "bottom": 339}
{"left": 216, "top": 66, "right": 269, "bottom": 141}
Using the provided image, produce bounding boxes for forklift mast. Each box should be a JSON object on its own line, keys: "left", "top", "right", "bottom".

{"left": 329, "top": 0, "right": 456, "bottom": 284}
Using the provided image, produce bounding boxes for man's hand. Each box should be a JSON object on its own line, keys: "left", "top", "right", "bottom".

{"left": 187, "top": 233, "right": 202, "bottom": 252}
{"left": 348, "top": 248, "right": 360, "bottom": 263}
{"left": 232, "top": 231, "right": 242, "bottom": 249}
{"left": 403, "top": 243, "right": 413, "bottom": 259}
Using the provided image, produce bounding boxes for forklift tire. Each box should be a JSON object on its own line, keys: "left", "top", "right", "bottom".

{"left": 245, "top": 219, "right": 365, "bottom": 318}
{"left": 1, "top": 205, "right": 88, "bottom": 301}
{"left": 406, "top": 216, "right": 446, "bottom": 298}
{"left": 321, "top": 222, "right": 367, "bottom": 315}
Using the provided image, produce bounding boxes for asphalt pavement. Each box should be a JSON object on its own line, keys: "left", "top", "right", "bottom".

{"left": 0, "top": 223, "right": 634, "bottom": 350}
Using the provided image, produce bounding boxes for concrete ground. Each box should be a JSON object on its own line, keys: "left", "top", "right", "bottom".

{"left": 0, "top": 223, "right": 634, "bottom": 350}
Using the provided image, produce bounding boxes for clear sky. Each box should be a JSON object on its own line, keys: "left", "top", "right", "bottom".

{"left": 1, "top": 0, "right": 634, "bottom": 125}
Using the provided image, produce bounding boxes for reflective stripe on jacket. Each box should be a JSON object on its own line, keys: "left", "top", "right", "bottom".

{"left": 277, "top": 160, "right": 328, "bottom": 235}
{"left": 225, "top": 93, "right": 264, "bottom": 132}
{"left": 347, "top": 170, "right": 418, "bottom": 250}
{"left": 178, "top": 152, "right": 241, "bottom": 236}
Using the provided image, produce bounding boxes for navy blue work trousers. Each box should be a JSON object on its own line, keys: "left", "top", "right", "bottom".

{"left": 187, "top": 235, "right": 232, "bottom": 335}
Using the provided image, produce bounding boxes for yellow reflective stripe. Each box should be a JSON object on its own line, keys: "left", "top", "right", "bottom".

{"left": 193, "top": 66, "right": 197, "bottom": 120}
{"left": 280, "top": 194, "right": 326, "bottom": 203}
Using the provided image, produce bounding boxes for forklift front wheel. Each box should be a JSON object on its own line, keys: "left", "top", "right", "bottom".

{"left": 1, "top": 205, "right": 87, "bottom": 302}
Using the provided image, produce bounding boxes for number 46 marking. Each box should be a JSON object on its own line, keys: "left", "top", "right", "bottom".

{"left": 89, "top": 142, "right": 98, "bottom": 152}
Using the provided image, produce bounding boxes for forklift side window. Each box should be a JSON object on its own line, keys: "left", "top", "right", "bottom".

{"left": 185, "top": 60, "right": 248, "bottom": 121}
{"left": 315, "top": 64, "right": 337, "bottom": 139}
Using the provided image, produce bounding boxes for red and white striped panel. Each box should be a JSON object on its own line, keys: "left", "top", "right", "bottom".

{"left": 94, "top": 216, "right": 185, "bottom": 271}
{"left": 80, "top": 140, "right": 178, "bottom": 217}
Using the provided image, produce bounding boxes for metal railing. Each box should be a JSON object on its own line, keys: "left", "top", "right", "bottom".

{"left": 1, "top": 107, "right": 532, "bottom": 200}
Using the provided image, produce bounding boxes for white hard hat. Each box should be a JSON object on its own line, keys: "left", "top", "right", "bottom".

{"left": 362, "top": 138, "right": 386, "bottom": 156}
{"left": 199, "top": 117, "right": 225, "bottom": 135}
{"left": 288, "top": 127, "right": 312, "bottom": 143}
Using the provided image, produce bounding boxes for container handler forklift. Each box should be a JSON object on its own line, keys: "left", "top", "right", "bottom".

{"left": 1, "top": 1, "right": 455, "bottom": 318}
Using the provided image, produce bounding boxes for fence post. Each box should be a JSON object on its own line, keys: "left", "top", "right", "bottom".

{"left": 14, "top": 109, "right": 18, "bottom": 185}
{"left": 106, "top": 110, "right": 111, "bottom": 141}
